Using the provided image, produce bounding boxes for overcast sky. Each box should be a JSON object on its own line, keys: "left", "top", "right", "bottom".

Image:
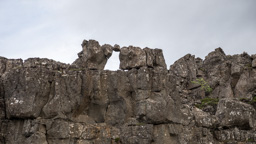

{"left": 0, "top": 0, "right": 256, "bottom": 70}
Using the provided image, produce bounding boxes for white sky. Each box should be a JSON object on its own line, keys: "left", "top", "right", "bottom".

{"left": 0, "top": 0, "right": 256, "bottom": 70}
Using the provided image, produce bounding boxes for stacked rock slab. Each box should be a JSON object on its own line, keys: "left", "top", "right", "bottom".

{"left": 119, "top": 46, "right": 167, "bottom": 70}
{"left": 0, "top": 40, "right": 256, "bottom": 144}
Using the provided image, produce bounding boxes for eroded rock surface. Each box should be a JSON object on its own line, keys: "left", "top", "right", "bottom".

{"left": 0, "top": 40, "right": 256, "bottom": 144}
{"left": 119, "top": 47, "right": 167, "bottom": 70}
{"left": 72, "top": 40, "right": 114, "bottom": 70}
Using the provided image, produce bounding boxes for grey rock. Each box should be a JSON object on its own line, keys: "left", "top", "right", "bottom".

{"left": 168, "top": 123, "right": 183, "bottom": 135}
{"left": 153, "top": 49, "right": 167, "bottom": 69}
{"left": 214, "top": 127, "right": 256, "bottom": 142}
{"left": 252, "top": 58, "right": 256, "bottom": 68}
{"left": 153, "top": 124, "right": 179, "bottom": 144}
{"left": 0, "top": 120, "right": 7, "bottom": 143}
{"left": 42, "top": 71, "right": 82, "bottom": 118}
{"left": 234, "top": 71, "right": 256, "bottom": 99}
{"left": 193, "top": 107, "right": 219, "bottom": 128}
{"left": 135, "top": 92, "right": 168, "bottom": 123}
{"left": 23, "top": 58, "right": 68, "bottom": 70}
{"left": 170, "top": 54, "right": 197, "bottom": 79}
{"left": 5, "top": 120, "right": 27, "bottom": 143}
{"left": 0, "top": 58, "right": 23, "bottom": 76}
{"left": 0, "top": 79, "right": 5, "bottom": 119}
{"left": 113, "top": 44, "right": 121, "bottom": 52}
{"left": 72, "top": 40, "right": 113, "bottom": 70}
{"left": 105, "top": 100, "right": 126, "bottom": 126}
{"left": 102, "top": 44, "right": 113, "bottom": 59}
{"left": 144, "top": 48, "right": 167, "bottom": 69}
{"left": 3, "top": 67, "right": 52, "bottom": 118}
{"left": 0, "top": 57, "right": 7, "bottom": 75}
{"left": 231, "top": 63, "right": 243, "bottom": 77}
{"left": 121, "top": 124, "right": 153, "bottom": 144}
{"left": 204, "top": 47, "right": 226, "bottom": 66}
{"left": 216, "top": 98, "right": 256, "bottom": 129}
{"left": 120, "top": 46, "right": 146, "bottom": 70}
{"left": 1, "top": 39, "right": 256, "bottom": 144}
{"left": 120, "top": 46, "right": 167, "bottom": 70}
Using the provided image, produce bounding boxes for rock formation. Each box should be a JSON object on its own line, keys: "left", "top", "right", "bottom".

{"left": 0, "top": 40, "right": 256, "bottom": 144}
{"left": 72, "top": 40, "right": 113, "bottom": 70}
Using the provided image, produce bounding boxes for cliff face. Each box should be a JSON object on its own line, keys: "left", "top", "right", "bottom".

{"left": 0, "top": 40, "right": 256, "bottom": 144}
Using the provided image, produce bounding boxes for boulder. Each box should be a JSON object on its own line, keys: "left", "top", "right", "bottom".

{"left": 3, "top": 67, "right": 52, "bottom": 118}
{"left": 169, "top": 54, "right": 197, "bottom": 79}
{"left": 113, "top": 44, "right": 121, "bottom": 52}
{"left": 120, "top": 47, "right": 167, "bottom": 70}
{"left": 252, "top": 58, "right": 256, "bottom": 68}
{"left": 72, "top": 40, "right": 113, "bottom": 70}
{"left": 204, "top": 47, "right": 226, "bottom": 66}
{"left": 119, "top": 46, "right": 146, "bottom": 70}
{"left": 216, "top": 98, "right": 256, "bottom": 129}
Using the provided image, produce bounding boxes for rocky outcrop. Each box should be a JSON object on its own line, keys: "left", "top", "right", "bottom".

{"left": 0, "top": 40, "right": 256, "bottom": 144}
{"left": 119, "top": 47, "right": 166, "bottom": 70}
{"left": 72, "top": 40, "right": 114, "bottom": 70}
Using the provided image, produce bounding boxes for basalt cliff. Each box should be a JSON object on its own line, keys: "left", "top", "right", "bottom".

{"left": 1, "top": 40, "right": 256, "bottom": 144}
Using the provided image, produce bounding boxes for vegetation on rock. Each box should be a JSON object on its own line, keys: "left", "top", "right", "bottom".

{"left": 195, "top": 97, "right": 219, "bottom": 109}
{"left": 192, "top": 78, "right": 213, "bottom": 93}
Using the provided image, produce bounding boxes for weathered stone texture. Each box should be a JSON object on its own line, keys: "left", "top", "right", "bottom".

{"left": 72, "top": 40, "right": 114, "bottom": 70}
{"left": 216, "top": 98, "right": 256, "bottom": 129}
{"left": 120, "top": 47, "right": 167, "bottom": 70}
{"left": 0, "top": 40, "right": 256, "bottom": 144}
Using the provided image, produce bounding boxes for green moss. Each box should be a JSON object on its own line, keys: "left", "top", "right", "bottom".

{"left": 192, "top": 78, "right": 212, "bottom": 93}
{"left": 195, "top": 97, "right": 219, "bottom": 109}
{"left": 239, "top": 98, "right": 248, "bottom": 101}
{"left": 199, "top": 67, "right": 206, "bottom": 72}
{"left": 251, "top": 96, "right": 256, "bottom": 103}
{"left": 245, "top": 63, "right": 253, "bottom": 70}
{"left": 115, "top": 137, "right": 120, "bottom": 142}
{"left": 239, "top": 97, "right": 256, "bottom": 105}
{"left": 247, "top": 138, "right": 255, "bottom": 142}
{"left": 195, "top": 104, "right": 204, "bottom": 109}
{"left": 136, "top": 123, "right": 146, "bottom": 126}
{"left": 13, "top": 66, "right": 23, "bottom": 69}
